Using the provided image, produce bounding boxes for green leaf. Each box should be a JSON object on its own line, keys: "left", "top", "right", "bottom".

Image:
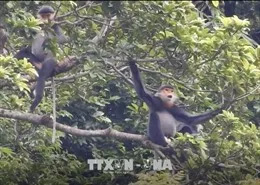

{"left": 220, "top": 17, "right": 232, "bottom": 27}
{"left": 109, "top": 96, "right": 121, "bottom": 101}
{"left": 0, "top": 147, "right": 14, "bottom": 156}
{"left": 164, "top": 30, "right": 174, "bottom": 38}
{"left": 0, "top": 66, "right": 8, "bottom": 77}
{"left": 101, "top": 117, "right": 112, "bottom": 123}
{"left": 128, "top": 103, "right": 139, "bottom": 112}
{"left": 93, "top": 111, "right": 104, "bottom": 118}
{"left": 212, "top": 1, "right": 219, "bottom": 8}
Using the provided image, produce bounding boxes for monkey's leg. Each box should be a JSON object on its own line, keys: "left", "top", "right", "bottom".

{"left": 30, "top": 58, "right": 56, "bottom": 112}
{"left": 15, "top": 46, "right": 42, "bottom": 64}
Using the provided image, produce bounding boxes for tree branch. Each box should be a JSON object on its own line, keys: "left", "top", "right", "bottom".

{"left": 138, "top": 66, "right": 217, "bottom": 93}
{"left": 0, "top": 108, "right": 175, "bottom": 156}
{"left": 0, "top": 108, "right": 145, "bottom": 142}
{"left": 91, "top": 15, "right": 117, "bottom": 44}
{"left": 57, "top": 2, "right": 93, "bottom": 19}
{"left": 233, "top": 83, "right": 260, "bottom": 102}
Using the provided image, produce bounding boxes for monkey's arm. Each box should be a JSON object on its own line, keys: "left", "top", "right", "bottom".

{"left": 189, "top": 108, "right": 224, "bottom": 125}
{"left": 129, "top": 60, "right": 154, "bottom": 106}
{"left": 170, "top": 105, "right": 225, "bottom": 125}
{"left": 170, "top": 106, "right": 225, "bottom": 135}
{"left": 31, "top": 24, "right": 67, "bottom": 61}
{"left": 53, "top": 24, "right": 68, "bottom": 44}
{"left": 31, "top": 32, "right": 47, "bottom": 62}
{"left": 169, "top": 106, "right": 193, "bottom": 123}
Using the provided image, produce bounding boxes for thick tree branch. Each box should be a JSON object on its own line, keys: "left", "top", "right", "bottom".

{"left": 0, "top": 107, "right": 174, "bottom": 158}
{"left": 54, "top": 56, "right": 79, "bottom": 75}
{"left": 0, "top": 108, "right": 145, "bottom": 141}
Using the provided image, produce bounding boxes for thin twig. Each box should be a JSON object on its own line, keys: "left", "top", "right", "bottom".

{"left": 233, "top": 83, "right": 260, "bottom": 102}
{"left": 138, "top": 66, "right": 217, "bottom": 93}
{"left": 51, "top": 77, "right": 57, "bottom": 143}
{"left": 57, "top": 2, "right": 91, "bottom": 19}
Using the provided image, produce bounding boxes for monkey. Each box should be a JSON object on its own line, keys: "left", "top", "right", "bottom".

{"left": 32, "top": 5, "right": 67, "bottom": 61}
{"left": 14, "top": 47, "right": 56, "bottom": 112}
{"left": 129, "top": 60, "right": 229, "bottom": 147}
{"left": 14, "top": 5, "right": 67, "bottom": 112}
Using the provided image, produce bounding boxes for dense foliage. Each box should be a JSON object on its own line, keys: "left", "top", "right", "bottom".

{"left": 0, "top": 1, "right": 259, "bottom": 185}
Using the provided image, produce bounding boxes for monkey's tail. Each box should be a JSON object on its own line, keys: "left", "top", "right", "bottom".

{"left": 30, "top": 76, "right": 46, "bottom": 112}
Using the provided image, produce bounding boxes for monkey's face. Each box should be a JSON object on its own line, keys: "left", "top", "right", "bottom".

{"left": 38, "top": 13, "right": 55, "bottom": 23}
{"left": 155, "top": 88, "right": 178, "bottom": 108}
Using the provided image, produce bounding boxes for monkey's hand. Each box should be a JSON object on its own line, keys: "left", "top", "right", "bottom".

{"left": 164, "top": 137, "right": 173, "bottom": 144}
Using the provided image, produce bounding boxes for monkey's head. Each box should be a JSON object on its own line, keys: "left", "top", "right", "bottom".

{"left": 155, "top": 85, "right": 178, "bottom": 108}
{"left": 37, "top": 5, "right": 55, "bottom": 23}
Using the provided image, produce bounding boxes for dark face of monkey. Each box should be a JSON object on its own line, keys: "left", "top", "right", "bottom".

{"left": 155, "top": 87, "right": 178, "bottom": 108}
